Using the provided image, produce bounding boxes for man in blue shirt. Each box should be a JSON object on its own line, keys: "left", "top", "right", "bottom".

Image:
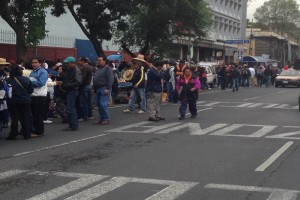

{"left": 29, "top": 57, "right": 48, "bottom": 137}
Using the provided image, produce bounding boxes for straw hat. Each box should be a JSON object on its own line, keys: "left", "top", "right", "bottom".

{"left": 0, "top": 58, "right": 10, "bottom": 65}
{"left": 123, "top": 69, "right": 134, "bottom": 81}
{"left": 132, "top": 54, "right": 146, "bottom": 64}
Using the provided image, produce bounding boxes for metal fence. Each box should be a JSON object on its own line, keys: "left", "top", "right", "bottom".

{"left": 0, "top": 29, "right": 75, "bottom": 48}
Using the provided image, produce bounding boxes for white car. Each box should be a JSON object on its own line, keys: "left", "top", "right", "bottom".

{"left": 197, "top": 62, "right": 218, "bottom": 88}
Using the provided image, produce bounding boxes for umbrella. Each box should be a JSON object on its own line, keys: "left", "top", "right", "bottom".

{"left": 107, "top": 54, "right": 123, "bottom": 62}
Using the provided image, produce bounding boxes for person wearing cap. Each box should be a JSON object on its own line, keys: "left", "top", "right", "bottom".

{"left": 29, "top": 57, "right": 48, "bottom": 137}
{"left": 146, "top": 61, "right": 165, "bottom": 121}
{"left": 123, "top": 54, "right": 147, "bottom": 114}
{"left": 93, "top": 56, "right": 114, "bottom": 125}
{"left": 56, "top": 56, "right": 82, "bottom": 131}
{"left": 176, "top": 67, "right": 200, "bottom": 120}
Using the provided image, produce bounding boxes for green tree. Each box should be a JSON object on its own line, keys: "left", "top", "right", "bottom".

{"left": 51, "top": 0, "right": 140, "bottom": 58}
{"left": 0, "top": 0, "right": 48, "bottom": 60}
{"left": 116, "top": 0, "right": 212, "bottom": 58}
{"left": 253, "top": 0, "right": 300, "bottom": 38}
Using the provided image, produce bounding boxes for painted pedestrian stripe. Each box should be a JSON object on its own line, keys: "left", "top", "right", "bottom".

{"left": 0, "top": 170, "right": 197, "bottom": 200}
{"left": 1, "top": 169, "right": 299, "bottom": 200}
{"left": 105, "top": 121, "right": 300, "bottom": 140}
{"left": 195, "top": 101, "right": 298, "bottom": 110}
{"left": 205, "top": 184, "right": 300, "bottom": 200}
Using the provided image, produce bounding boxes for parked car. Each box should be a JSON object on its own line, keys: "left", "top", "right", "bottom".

{"left": 197, "top": 62, "right": 218, "bottom": 88}
{"left": 275, "top": 69, "right": 300, "bottom": 88}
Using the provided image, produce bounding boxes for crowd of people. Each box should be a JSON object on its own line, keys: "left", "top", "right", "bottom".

{"left": 0, "top": 54, "right": 284, "bottom": 140}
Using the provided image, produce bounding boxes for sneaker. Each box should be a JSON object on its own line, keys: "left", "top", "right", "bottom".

{"left": 137, "top": 110, "right": 145, "bottom": 114}
{"left": 43, "top": 120, "right": 53, "bottom": 124}
{"left": 148, "top": 117, "right": 160, "bottom": 121}
{"left": 87, "top": 116, "right": 94, "bottom": 120}
{"left": 78, "top": 118, "right": 87, "bottom": 122}
{"left": 123, "top": 109, "right": 132, "bottom": 113}
{"left": 178, "top": 116, "right": 185, "bottom": 120}
{"left": 108, "top": 102, "right": 114, "bottom": 107}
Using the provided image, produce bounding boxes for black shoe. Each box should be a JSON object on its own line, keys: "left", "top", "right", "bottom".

{"left": 148, "top": 117, "right": 160, "bottom": 121}
{"left": 156, "top": 116, "right": 165, "bottom": 120}
{"left": 23, "top": 135, "right": 31, "bottom": 140}
{"left": 6, "top": 136, "right": 16, "bottom": 140}
{"left": 178, "top": 116, "right": 185, "bottom": 120}
{"left": 191, "top": 115, "right": 197, "bottom": 118}
{"left": 63, "top": 127, "right": 78, "bottom": 131}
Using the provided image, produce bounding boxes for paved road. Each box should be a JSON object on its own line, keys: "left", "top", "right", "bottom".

{"left": 0, "top": 86, "right": 300, "bottom": 200}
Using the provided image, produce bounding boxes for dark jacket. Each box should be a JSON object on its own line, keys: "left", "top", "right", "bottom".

{"left": 6, "top": 76, "right": 33, "bottom": 103}
{"left": 146, "top": 67, "right": 162, "bottom": 93}
{"left": 61, "top": 66, "right": 82, "bottom": 91}
{"left": 131, "top": 67, "right": 145, "bottom": 88}
{"left": 176, "top": 75, "right": 201, "bottom": 101}
{"left": 80, "top": 63, "right": 93, "bottom": 86}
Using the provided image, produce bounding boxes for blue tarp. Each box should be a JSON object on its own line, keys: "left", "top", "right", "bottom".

{"left": 75, "top": 39, "right": 98, "bottom": 62}
{"left": 107, "top": 54, "right": 123, "bottom": 62}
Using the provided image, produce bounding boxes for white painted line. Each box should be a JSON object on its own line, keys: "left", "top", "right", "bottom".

{"left": 236, "top": 103, "right": 254, "bottom": 107}
{"left": 263, "top": 104, "right": 279, "bottom": 108}
{"left": 66, "top": 176, "right": 197, "bottom": 200}
{"left": 255, "top": 141, "right": 294, "bottom": 172}
{"left": 198, "top": 90, "right": 231, "bottom": 95}
{"left": 205, "top": 183, "right": 300, "bottom": 200}
{"left": 244, "top": 91, "right": 287, "bottom": 101}
{"left": 274, "top": 104, "right": 289, "bottom": 109}
{"left": 0, "top": 170, "right": 28, "bottom": 180}
{"left": 27, "top": 172, "right": 108, "bottom": 200}
{"left": 202, "top": 102, "right": 221, "bottom": 106}
{"left": 186, "top": 108, "right": 212, "bottom": 116}
{"left": 13, "top": 133, "right": 110, "bottom": 157}
{"left": 247, "top": 103, "right": 265, "bottom": 108}
{"left": 104, "top": 121, "right": 152, "bottom": 133}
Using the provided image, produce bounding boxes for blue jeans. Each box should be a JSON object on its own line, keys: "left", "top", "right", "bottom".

{"left": 66, "top": 89, "right": 79, "bottom": 129}
{"left": 232, "top": 78, "right": 239, "bottom": 91}
{"left": 97, "top": 87, "right": 110, "bottom": 121}
{"left": 79, "top": 85, "right": 92, "bottom": 119}
{"left": 167, "top": 82, "right": 174, "bottom": 102}
{"left": 128, "top": 88, "right": 146, "bottom": 111}
{"left": 265, "top": 76, "right": 271, "bottom": 88}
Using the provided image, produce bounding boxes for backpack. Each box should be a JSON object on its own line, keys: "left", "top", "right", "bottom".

{"left": 257, "top": 68, "right": 264, "bottom": 76}
{"left": 163, "top": 68, "right": 171, "bottom": 82}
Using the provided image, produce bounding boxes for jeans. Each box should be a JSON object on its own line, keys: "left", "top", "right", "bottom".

{"left": 265, "top": 76, "right": 271, "bottom": 88}
{"left": 79, "top": 85, "right": 92, "bottom": 119}
{"left": 179, "top": 99, "right": 197, "bottom": 117}
{"left": 167, "top": 82, "right": 174, "bottom": 102}
{"left": 66, "top": 89, "right": 79, "bottom": 129}
{"left": 128, "top": 88, "right": 146, "bottom": 111}
{"left": 96, "top": 87, "right": 110, "bottom": 121}
{"left": 232, "top": 78, "right": 239, "bottom": 91}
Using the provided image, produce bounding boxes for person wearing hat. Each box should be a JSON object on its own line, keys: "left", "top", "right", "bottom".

{"left": 176, "top": 67, "right": 200, "bottom": 120}
{"left": 93, "top": 56, "right": 114, "bottom": 125}
{"left": 123, "top": 54, "right": 147, "bottom": 114}
{"left": 146, "top": 61, "right": 165, "bottom": 121}
{"left": 56, "top": 56, "right": 82, "bottom": 131}
{"left": 29, "top": 57, "right": 48, "bottom": 137}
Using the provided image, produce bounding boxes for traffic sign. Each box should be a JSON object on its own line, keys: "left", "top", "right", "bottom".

{"left": 225, "top": 40, "right": 250, "bottom": 44}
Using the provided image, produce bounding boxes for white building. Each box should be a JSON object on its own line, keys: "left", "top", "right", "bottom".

{"left": 177, "top": 0, "right": 247, "bottom": 63}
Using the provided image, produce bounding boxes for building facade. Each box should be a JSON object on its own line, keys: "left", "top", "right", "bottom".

{"left": 174, "top": 0, "right": 247, "bottom": 64}
{"left": 246, "top": 28, "right": 300, "bottom": 67}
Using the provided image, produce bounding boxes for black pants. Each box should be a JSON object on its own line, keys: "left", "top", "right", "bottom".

{"left": 31, "top": 96, "right": 47, "bottom": 135}
{"left": 8, "top": 101, "right": 31, "bottom": 137}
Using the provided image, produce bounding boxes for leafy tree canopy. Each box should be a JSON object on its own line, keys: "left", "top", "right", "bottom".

{"left": 253, "top": 0, "right": 300, "bottom": 38}
{"left": 116, "top": 0, "right": 213, "bottom": 57}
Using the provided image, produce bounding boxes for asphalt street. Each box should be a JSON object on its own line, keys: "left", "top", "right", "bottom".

{"left": 0, "top": 86, "right": 300, "bottom": 200}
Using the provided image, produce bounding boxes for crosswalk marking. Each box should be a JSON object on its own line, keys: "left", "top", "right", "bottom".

{"left": 205, "top": 183, "right": 300, "bottom": 200}
{"left": 195, "top": 101, "right": 297, "bottom": 109}
{"left": 1, "top": 169, "right": 298, "bottom": 200}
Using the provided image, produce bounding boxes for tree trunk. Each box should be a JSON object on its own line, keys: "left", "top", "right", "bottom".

{"left": 15, "top": 24, "right": 27, "bottom": 61}
{"left": 89, "top": 36, "right": 105, "bottom": 58}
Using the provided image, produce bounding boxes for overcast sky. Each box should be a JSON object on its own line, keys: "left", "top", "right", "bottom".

{"left": 247, "top": 0, "right": 300, "bottom": 20}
